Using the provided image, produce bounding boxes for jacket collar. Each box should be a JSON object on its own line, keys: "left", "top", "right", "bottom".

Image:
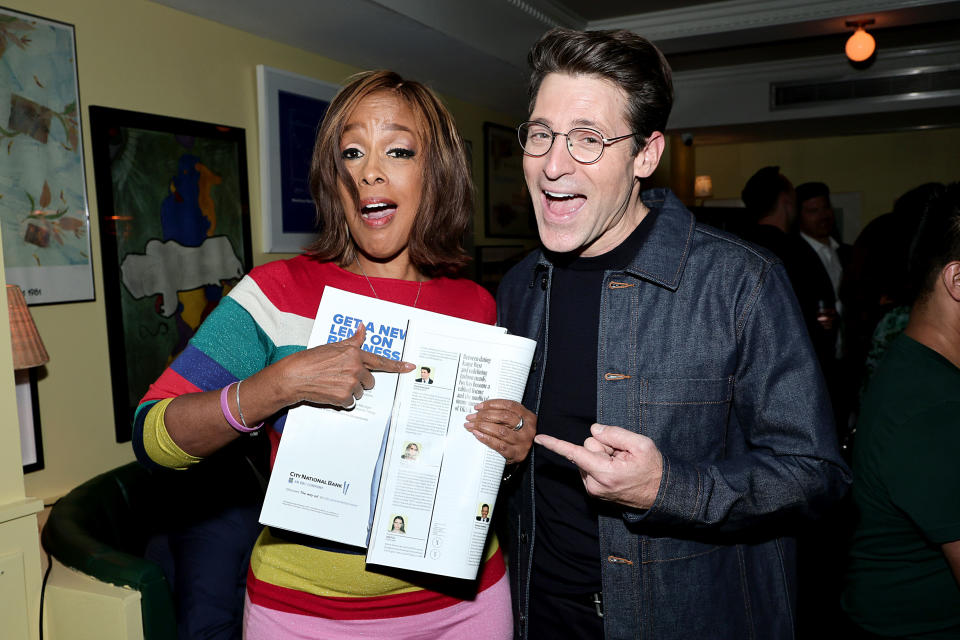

{"left": 532, "top": 188, "right": 694, "bottom": 292}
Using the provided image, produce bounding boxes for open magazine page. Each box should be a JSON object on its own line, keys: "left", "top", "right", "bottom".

{"left": 259, "top": 288, "right": 507, "bottom": 548}
{"left": 365, "top": 321, "right": 535, "bottom": 579}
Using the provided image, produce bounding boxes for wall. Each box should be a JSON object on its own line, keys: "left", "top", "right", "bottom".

{"left": 695, "top": 127, "right": 960, "bottom": 227}
{"left": 12, "top": 0, "right": 519, "bottom": 502}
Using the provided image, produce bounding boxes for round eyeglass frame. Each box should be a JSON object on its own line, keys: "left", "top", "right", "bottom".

{"left": 517, "top": 121, "right": 639, "bottom": 164}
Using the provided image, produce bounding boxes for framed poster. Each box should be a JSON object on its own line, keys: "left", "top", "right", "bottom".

{"left": 0, "top": 8, "right": 94, "bottom": 304}
{"left": 476, "top": 244, "right": 528, "bottom": 296}
{"left": 257, "top": 65, "right": 339, "bottom": 253}
{"left": 17, "top": 369, "right": 44, "bottom": 473}
{"left": 483, "top": 122, "right": 536, "bottom": 238}
{"left": 89, "top": 106, "right": 253, "bottom": 442}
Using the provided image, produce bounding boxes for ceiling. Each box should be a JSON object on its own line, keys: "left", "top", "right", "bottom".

{"left": 150, "top": 0, "right": 960, "bottom": 142}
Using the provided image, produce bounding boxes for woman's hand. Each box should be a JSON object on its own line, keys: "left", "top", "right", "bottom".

{"left": 465, "top": 399, "right": 537, "bottom": 465}
{"left": 270, "top": 323, "right": 414, "bottom": 409}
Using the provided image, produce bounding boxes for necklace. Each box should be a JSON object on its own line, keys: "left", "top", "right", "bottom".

{"left": 355, "top": 256, "right": 423, "bottom": 308}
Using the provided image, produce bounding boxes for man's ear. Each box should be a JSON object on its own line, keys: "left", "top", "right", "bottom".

{"left": 942, "top": 262, "right": 960, "bottom": 302}
{"left": 634, "top": 131, "right": 665, "bottom": 179}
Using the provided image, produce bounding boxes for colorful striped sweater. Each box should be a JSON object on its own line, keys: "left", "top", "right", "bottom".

{"left": 133, "top": 256, "right": 506, "bottom": 621}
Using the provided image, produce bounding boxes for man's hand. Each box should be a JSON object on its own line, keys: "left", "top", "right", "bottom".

{"left": 535, "top": 424, "right": 663, "bottom": 510}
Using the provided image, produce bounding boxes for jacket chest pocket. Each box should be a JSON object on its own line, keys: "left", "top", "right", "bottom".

{"left": 640, "top": 376, "right": 733, "bottom": 461}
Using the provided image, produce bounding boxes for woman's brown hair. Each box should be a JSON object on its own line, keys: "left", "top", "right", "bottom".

{"left": 306, "top": 70, "right": 473, "bottom": 277}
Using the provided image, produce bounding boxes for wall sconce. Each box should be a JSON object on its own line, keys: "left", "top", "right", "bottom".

{"left": 845, "top": 19, "right": 876, "bottom": 63}
{"left": 694, "top": 175, "right": 713, "bottom": 201}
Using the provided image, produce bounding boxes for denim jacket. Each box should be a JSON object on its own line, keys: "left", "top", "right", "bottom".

{"left": 497, "top": 189, "right": 851, "bottom": 639}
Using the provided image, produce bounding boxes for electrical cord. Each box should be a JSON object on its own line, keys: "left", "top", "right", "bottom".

{"left": 39, "top": 498, "right": 58, "bottom": 640}
{"left": 39, "top": 548, "right": 52, "bottom": 640}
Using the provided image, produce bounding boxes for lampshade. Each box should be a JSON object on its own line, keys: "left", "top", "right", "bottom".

{"left": 7, "top": 285, "right": 49, "bottom": 370}
{"left": 694, "top": 175, "right": 713, "bottom": 199}
{"left": 845, "top": 26, "right": 875, "bottom": 62}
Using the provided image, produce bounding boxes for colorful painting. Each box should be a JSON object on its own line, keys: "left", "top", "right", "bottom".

{"left": 0, "top": 8, "right": 93, "bottom": 304}
{"left": 89, "top": 107, "right": 252, "bottom": 442}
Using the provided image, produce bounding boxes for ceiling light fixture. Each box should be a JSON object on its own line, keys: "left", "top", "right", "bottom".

{"left": 845, "top": 19, "right": 876, "bottom": 63}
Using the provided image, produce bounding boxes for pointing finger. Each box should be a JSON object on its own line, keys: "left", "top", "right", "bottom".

{"left": 360, "top": 350, "right": 415, "bottom": 374}
{"left": 535, "top": 434, "right": 607, "bottom": 475}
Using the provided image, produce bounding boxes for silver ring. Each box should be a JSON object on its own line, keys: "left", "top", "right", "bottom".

{"left": 512, "top": 416, "right": 524, "bottom": 431}
{"left": 345, "top": 397, "right": 357, "bottom": 410}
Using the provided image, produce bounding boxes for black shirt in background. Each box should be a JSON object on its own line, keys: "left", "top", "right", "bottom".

{"left": 531, "top": 210, "right": 657, "bottom": 595}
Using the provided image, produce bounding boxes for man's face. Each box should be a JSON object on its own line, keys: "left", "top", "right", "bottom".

{"left": 420, "top": 368, "right": 429, "bottom": 380}
{"left": 523, "top": 73, "right": 649, "bottom": 257}
{"left": 406, "top": 444, "right": 418, "bottom": 457}
{"left": 798, "top": 195, "right": 835, "bottom": 241}
{"left": 481, "top": 506, "right": 489, "bottom": 518}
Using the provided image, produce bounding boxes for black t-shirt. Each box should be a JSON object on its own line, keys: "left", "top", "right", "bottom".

{"left": 532, "top": 211, "right": 657, "bottom": 595}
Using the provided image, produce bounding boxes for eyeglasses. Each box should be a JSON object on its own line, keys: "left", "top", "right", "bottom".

{"left": 517, "top": 122, "right": 638, "bottom": 164}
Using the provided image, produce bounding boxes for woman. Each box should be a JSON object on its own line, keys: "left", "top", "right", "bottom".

{"left": 391, "top": 515, "right": 407, "bottom": 534}
{"left": 132, "top": 70, "right": 536, "bottom": 638}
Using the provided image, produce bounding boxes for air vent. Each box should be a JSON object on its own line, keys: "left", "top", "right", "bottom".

{"left": 771, "top": 67, "right": 960, "bottom": 109}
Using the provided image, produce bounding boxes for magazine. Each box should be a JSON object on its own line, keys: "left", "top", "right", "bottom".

{"left": 259, "top": 287, "right": 535, "bottom": 579}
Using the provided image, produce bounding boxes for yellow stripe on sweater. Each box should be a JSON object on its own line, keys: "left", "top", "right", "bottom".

{"left": 142, "top": 398, "right": 203, "bottom": 469}
{"left": 249, "top": 527, "right": 501, "bottom": 598}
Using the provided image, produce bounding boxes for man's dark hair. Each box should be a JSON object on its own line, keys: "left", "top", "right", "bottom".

{"left": 908, "top": 182, "right": 960, "bottom": 305}
{"left": 421, "top": 366, "right": 431, "bottom": 373}
{"left": 741, "top": 166, "right": 792, "bottom": 222}
{"left": 527, "top": 28, "right": 673, "bottom": 154}
{"left": 796, "top": 181, "right": 830, "bottom": 207}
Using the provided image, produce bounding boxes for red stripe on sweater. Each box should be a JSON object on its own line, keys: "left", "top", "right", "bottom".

{"left": 141, "top": 368, "right": 201, "bottom": 403}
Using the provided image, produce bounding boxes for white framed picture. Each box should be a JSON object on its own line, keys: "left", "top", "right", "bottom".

{"left": 256, "top": 65, "right": 340, "bottom": 253}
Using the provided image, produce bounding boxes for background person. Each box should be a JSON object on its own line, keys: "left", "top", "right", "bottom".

{"left": 739, "top": 165, "right": 798, "bottom": 263}
{"left": 843, "top": 183, "right": 960, "bottom": 638}
{"left": 133, "top": 70, "right": 526, "bottom": 640}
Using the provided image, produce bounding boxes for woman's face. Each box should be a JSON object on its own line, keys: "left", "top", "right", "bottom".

{"left": 338, "top": 91, "right": 424, "bottom": 265}
{"left": 393, "top": 517, "right": 403, "bottom": 530}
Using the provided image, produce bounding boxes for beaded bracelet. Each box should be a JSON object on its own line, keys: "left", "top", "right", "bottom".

{"left": 220, "top": 382, "right": 262, "bottom": 433}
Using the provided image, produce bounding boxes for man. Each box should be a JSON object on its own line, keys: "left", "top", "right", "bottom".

{"left": 791, "top": 182, "right": 851, "bottom": 377}
{"left": 842, "top": 183, "right": 960, "bottom": 637}
{"left": 477, "top": 504, "right": 490, "bottom": 522}
{"left": 415, "top": 366, "right": 432, "bottom": 383}
{"left": 496, "top": 28, "right": 850, "bottom": 639}
{"left": 739, "top": 165, "right": 797, "bottom": 262}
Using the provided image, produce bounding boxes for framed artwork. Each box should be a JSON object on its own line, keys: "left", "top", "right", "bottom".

{"left": 483, "top": 122, "right": 535, "bottom": 238}
{"left": 476, "top": 244, "right": 528, "bottom": 296}
{"left": 0, "top": 8, "right": 94, "bottom": 305}
{"left": 257, "top": 65, "right": 339, "bottom": 253}
{"left": 89, "top": 106, "right": 252, "bottom": 442}
{"left": 17, "top": 369, "right": 44, "bottom": 473}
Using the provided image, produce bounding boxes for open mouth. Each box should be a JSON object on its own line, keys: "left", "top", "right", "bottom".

{"left": 360, "top": 199, "right": 398, "bottom": 225}
{"left": 542, "top": 189, "right": 586, "bottom": 217}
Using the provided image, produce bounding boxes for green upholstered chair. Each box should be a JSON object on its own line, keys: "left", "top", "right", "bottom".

{"left": 41, "top": 462, "right": 177, "bottom": 640}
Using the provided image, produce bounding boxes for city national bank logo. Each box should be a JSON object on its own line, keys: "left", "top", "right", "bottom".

{"left": 289, "top": 471, "right": 351, "bottom": 495}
